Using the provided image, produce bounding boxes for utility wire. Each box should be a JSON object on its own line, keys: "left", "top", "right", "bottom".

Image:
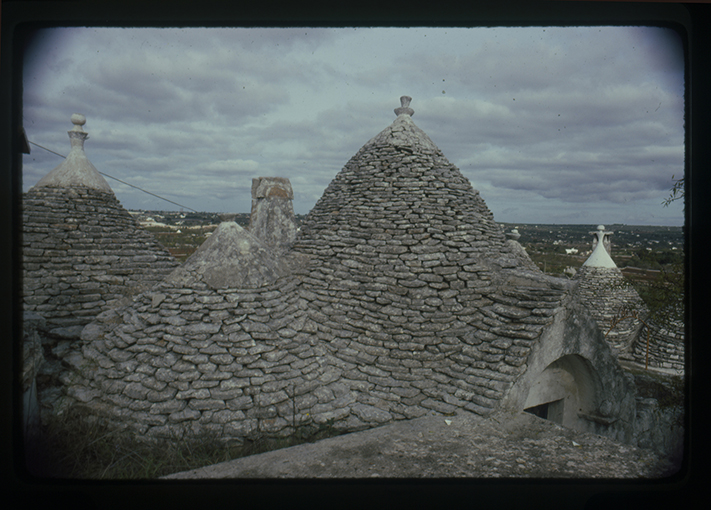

{"left": 27, "top": 140, "right": 199, "bottom": 212}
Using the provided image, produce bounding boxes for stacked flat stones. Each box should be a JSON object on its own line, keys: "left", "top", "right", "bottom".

{"left": 575, "top": 267, "right": 649, "bottom": 357}
{"left": 65, "top": 98, "right": 571, "bottom": 443}
{"left": 22, "top": 115, "right": 180, "bottom": 331}
{"left": 293, "top": 98, "right": 566, "bottom": 418}
{"left": 575, "top": 227, "right": 647, "bottom": 358}
{"left": 632, "top": 311, "right": 684, "bottom": 372}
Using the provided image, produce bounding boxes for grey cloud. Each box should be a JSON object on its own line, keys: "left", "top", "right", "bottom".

{"left": 22, "top": 27, "right": 684, "bottom": 225}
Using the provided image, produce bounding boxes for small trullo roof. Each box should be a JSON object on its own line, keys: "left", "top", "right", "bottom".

{"left": 165, "top": 220, "right": 282, "bottom": 290}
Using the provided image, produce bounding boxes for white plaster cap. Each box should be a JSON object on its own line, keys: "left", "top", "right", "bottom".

{"left": 582, "top": 225, "right": 617, "bottom": 268}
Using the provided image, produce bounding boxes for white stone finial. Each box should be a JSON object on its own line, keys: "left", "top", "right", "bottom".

{"left": 591, "top": 225, "right": 612, "bottom": 246}
{"left": 34, "top": 111, "right": 112, "bottom": 192}
{"left": 583, "top": 224, "right": 616, "bottom": 268}
{"left": 394, "top": 96, "right": 414, "bottom": 117}
{"left": 68, "top": 114, "right": 89, "bottom": 149}
{"left": 70, "top": 113, "right": 86, "bottom": 132}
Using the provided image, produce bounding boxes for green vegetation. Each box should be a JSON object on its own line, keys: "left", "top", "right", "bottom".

{"left": 630, "top": 264, "right": 684, "bottom": 326}
{"left": 526, "top": 250, "right": 584, "bottom": 276}
{"left": 626, "top": 247, "right": 684, "bottom": 271}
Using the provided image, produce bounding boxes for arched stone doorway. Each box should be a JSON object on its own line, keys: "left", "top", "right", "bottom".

{"left": 523, "top": 354, "right": 601, "bottom": 433}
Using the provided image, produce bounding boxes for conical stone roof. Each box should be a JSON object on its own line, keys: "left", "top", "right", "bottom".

{"left": 295, "top": 98, "right": 511, "bottom": 264}
{"left": 63, "top": 98, "right": 635, "bottom": 444}
{"left": 22, "top": 114, "right": 180, "bottom": 331}
{"left": 575, "top": 226, "right": 647, "bottom": 356}
{"left": 289, "top": 96, "right": 569, "bottom": 415}
{"left": 35, "top": 114, "right": 113, "bottom": 192}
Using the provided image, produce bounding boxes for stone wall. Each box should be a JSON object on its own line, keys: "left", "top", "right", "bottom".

{"left": 23, "top": 185, "right": 180, "bottom": 332}
{"left": 630, "top": 369, "right": 684, "bottom": 463}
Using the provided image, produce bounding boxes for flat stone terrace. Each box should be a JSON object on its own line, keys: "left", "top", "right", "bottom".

{"left": 23, "top": 186, "right": 180, "bottom": 330}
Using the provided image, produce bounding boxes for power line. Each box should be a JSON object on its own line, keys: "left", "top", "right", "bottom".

{"left": 27, "top": 140, "right": 199, "bottom": 212}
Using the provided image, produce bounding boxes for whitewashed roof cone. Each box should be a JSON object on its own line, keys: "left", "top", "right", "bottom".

{"left": 34, "top": 114, "right": 113, "bottom": 192}
{"left": 575, "top": 224, "right": 648, "bottom": 357}
{"left": 582, "top": 225, "right": 616, "bottom": 268}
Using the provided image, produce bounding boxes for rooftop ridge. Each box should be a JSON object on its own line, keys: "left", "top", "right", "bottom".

{"left": 34, "top": 114, "right": 113, "bottom": 192}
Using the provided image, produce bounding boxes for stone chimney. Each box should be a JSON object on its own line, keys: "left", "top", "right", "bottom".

{"left": 249, "top": 177, "right": 297, "bottom": 255}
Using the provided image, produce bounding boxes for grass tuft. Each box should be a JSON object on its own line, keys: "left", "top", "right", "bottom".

{"left": 25, "top": 407, "right": 342, "bottom": 479}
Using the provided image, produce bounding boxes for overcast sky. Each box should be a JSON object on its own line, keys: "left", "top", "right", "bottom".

{"left": 22, "top": 26, "right": 685, "bottom": 226}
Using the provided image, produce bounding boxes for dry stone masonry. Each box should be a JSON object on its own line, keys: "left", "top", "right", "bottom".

{"left": 59, "top": 98, "right": 639, "bottom": 446}
{"left": 22, "top": 115, "right": 180, "bottom": 333}
{"left": 575, "top": 226, "right": 648, "bottom": 358}
{"left": 574, "top": 225, "right": 684, "bottom": 375}
{"left": 632, "top": 313, "right": 685, "bottom": 372}
{"left": 249, "top": 177, "right": 298, "bottom": 255}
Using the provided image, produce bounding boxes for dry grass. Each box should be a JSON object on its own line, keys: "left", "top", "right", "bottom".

{"left": 24, "top": 407, "right": 340, "bottom": 479}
